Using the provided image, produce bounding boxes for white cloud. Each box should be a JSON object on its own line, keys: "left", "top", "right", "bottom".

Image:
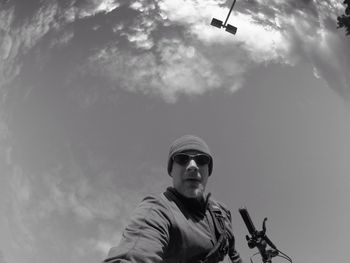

{"left": 38, "top": 165, "right": 124, "bottom": 222}
{"left": 17, "top": 3, "right": 60, "bottom": 54}
{"left": 130, "top": 0, "right": 157, "bottom": 12}
{"left": 0, "top": 0, "right": 120, "bottom": 92}
{"left": 122, "top": 16, "right": 156, "bottom": 50}
{"left": 49, "top": 30, "right": 74, "bottom": 49}
{"left": 234, "top": 14, "right": 289, "bottom": 63}
{"left": 0, "top": 7, "right": 20, "bottom": 89}
{"left": 0, "top": 2, "right": 60, "bottom": 92}
{"left": 1, "top": 0, "right": 348, "bottom": 105}
{"left": 156, "top": 0, "right": 350, "bottom": 99}
{"left": 80, "top": 0, "right": 289, "bottom": 102}
{"left": 0, "top": 146, "right": 155, "bottom": 261}
{"left": 1, "top": 0, "right": 349, "bottom": 104}
{"left": 158, "top": 0, "right": 291, "bottom": 63}
{"left": 0, "top": 141, "right": 166, "bottom": 262}
{"left": 158, "top": 0, "right": 199, "bottom": 25}
{"left": 273, "top": 1, "right": 350, "bottom": 98}
{"left": 123, "top": 1, "right": 160, "bottom": 50}
{"left": 96, "top": 0, "right": 120, "bottom": 14}
{"left": 0, "top": 33, "right": 12, "bottom": 61}
{"left": 82, "top": 38, "right": 223, "bottom": 103}
{"left": 156, "top": 39, "right": 222, "bottom": 97}
{"left": 158, "top": 0, "right": 226, "bottom": 24}
{"left": 76, "top": 0, "right": 120, "bottom": 18}
{"left": 127, "top": 30, "right": 154, "bottom": 49}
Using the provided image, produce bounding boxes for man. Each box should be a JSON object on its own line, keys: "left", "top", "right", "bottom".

{"left": 104, "top": 135, "right": 242, "bottom": 263}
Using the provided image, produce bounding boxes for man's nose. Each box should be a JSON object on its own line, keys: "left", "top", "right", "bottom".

{"left": 186, "top": 159, "right": 199, "bottom": 171}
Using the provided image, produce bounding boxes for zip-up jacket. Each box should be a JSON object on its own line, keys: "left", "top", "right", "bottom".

{"left": 104, "top": 187, "right": 242, "bottom": 263}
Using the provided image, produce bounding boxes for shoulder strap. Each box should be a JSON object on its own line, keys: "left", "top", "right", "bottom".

{"left": 208, "top": 201, "right": 229, "bottom": 237}
{"left": 199, "top": 201, "right": 231, "bottom": 263}
{"left": 207, "top": 201, "right": 243, "bottom": 263}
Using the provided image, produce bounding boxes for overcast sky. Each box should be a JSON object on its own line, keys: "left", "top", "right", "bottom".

{"left": 0, "top": 0, "right": 350, "bottom": 263}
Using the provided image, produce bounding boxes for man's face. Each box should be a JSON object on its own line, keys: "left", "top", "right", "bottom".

{"left": 170, "top": 150, "right": 210, "bottom": 199}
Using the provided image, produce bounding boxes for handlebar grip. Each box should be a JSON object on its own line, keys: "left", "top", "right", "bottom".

{"left": 239, "top": 206, "right": 257, "bottom": 235}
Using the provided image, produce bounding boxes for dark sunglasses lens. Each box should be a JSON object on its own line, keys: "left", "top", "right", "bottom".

{"left": 173, "top": 154, "right": 190, "bottom": 165}
{"left": 173, "top": 154, "right": 210, "bottom": 166}
{"left": 194, "top": 155, "right": 210, "bottom": 166}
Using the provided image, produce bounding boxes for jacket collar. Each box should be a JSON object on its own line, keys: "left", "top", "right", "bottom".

{"left": 166, "top": 187, "right": 211, "bottom": 215}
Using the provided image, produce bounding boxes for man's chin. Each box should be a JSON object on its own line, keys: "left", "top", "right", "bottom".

{"left": 185, "top": 188, "right": 204, "bottom": 199}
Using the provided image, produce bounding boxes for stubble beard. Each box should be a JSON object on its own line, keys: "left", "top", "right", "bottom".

{"left": 186, "top": 182, "right": 205, "bottom": 199}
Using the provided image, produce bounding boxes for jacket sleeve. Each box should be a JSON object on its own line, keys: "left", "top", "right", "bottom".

{"left": 104, "top": 195, "right": 171, "bottom": 263}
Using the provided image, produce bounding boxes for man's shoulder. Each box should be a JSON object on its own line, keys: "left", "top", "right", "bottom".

{"left": 135, "top": 192, "right": 178, "bottom": 215}
{"left": 127, "top": 193, "right": 174, "bottom": 227}
{"left": 137, "top": 193, "right": 169, "bottom": 209}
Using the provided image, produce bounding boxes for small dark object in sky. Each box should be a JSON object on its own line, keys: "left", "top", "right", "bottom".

{"left": 225, "top": 24, "right": 237, "bottom": 35}
{"left": 210, "top": 18, "right": 223, "bottom": 28}
{"left": 210, "top": 0, "right": 238, "bottom": 35}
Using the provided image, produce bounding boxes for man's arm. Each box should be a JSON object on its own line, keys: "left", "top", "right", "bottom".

{"left": 104, "top": 195, "right": 171, "bottom": 263}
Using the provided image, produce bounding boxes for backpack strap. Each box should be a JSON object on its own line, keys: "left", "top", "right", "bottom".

{"left": 201, "top": 200, "right": 242, "bottom": 263}
{"left": 209, "top": 201, "right": 229, "bottom": 237}
{"left": 198, "top": 201, "right": 230, "bottom": 263}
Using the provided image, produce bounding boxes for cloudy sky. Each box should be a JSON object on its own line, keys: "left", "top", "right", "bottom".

{"left": 0, "top": 0, "right": 350, "bottom": 262}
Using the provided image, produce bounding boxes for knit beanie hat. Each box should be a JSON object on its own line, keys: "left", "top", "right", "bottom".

{"left": 167, "top": 135, "right": 213, "bottom": 176}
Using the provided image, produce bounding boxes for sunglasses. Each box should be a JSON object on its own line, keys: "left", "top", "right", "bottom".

{"left": 172, "top": 153, "right": 211, "bottom": 166}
